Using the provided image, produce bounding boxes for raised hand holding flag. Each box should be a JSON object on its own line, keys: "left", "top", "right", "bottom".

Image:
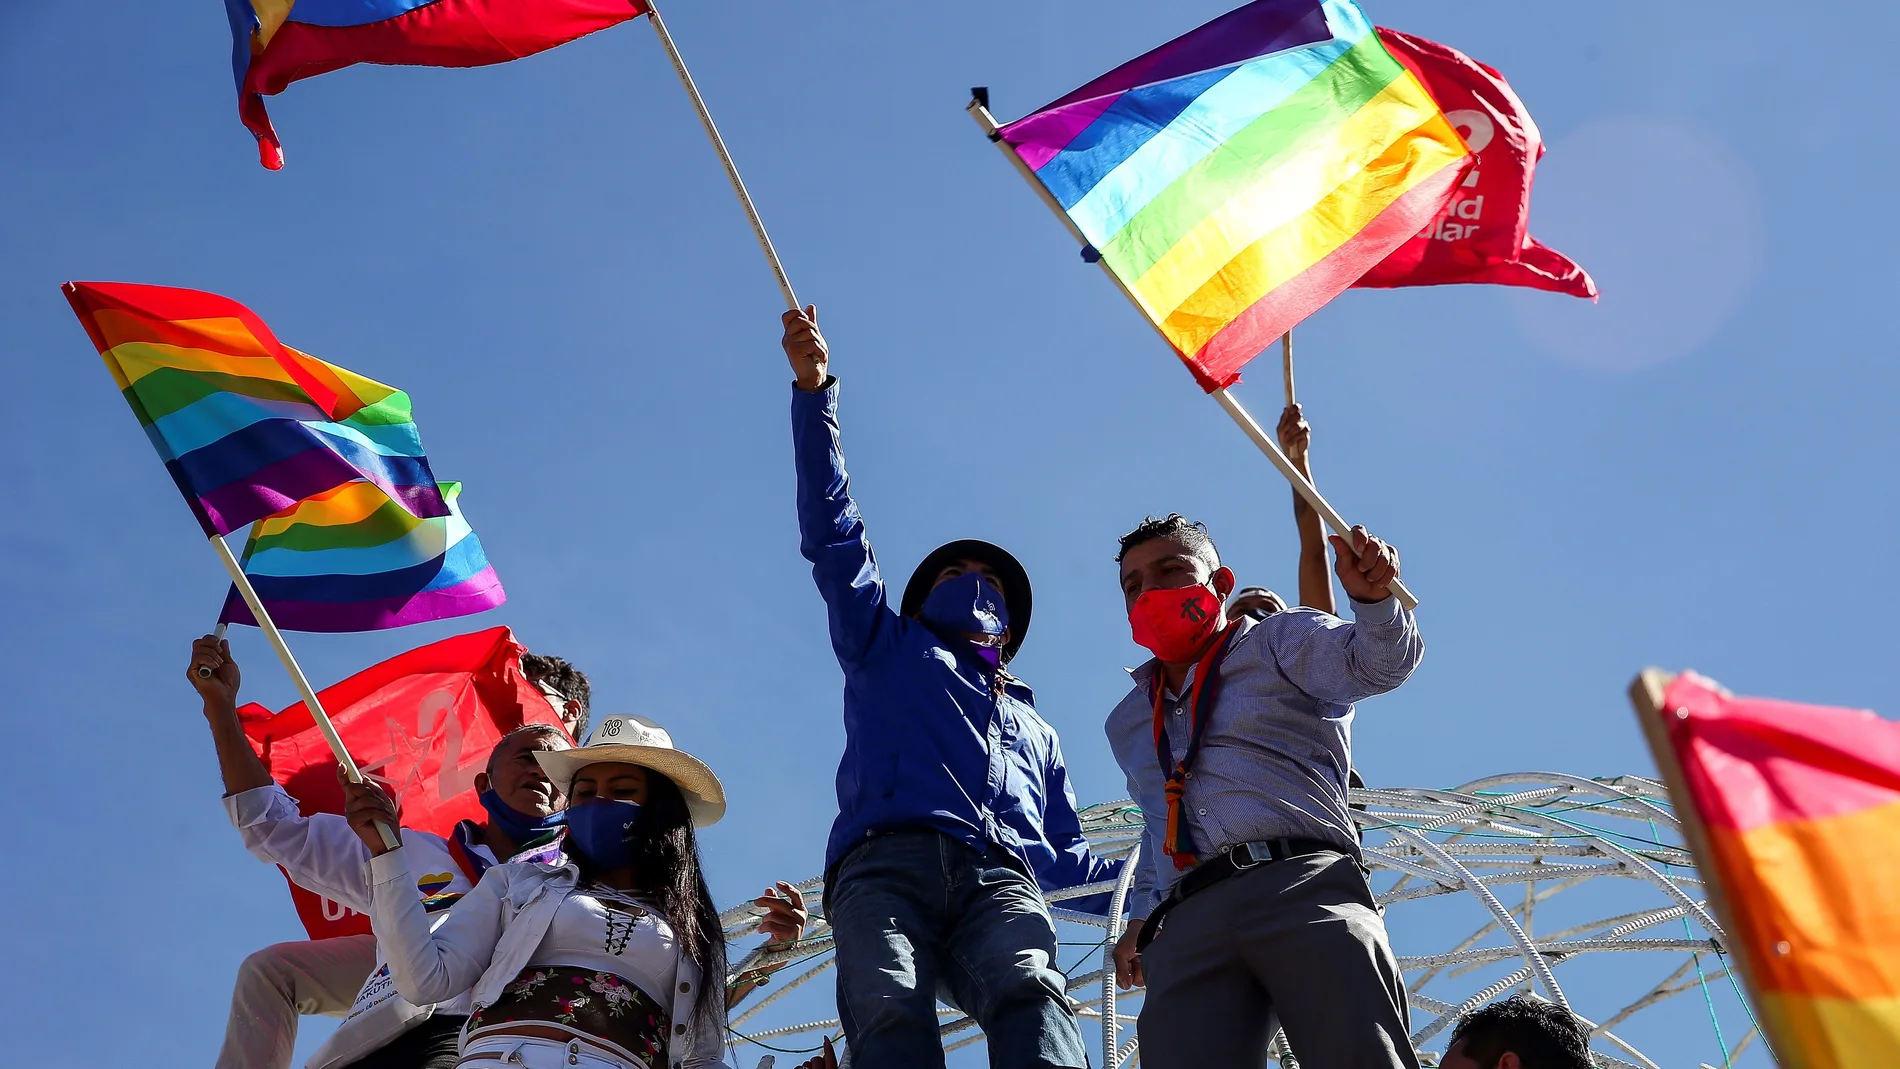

{"left": 67, "top": 281, "right": 466, "bottom": 848}
{"left": 972, "top": 0, "right": 1454, "bottom": 607}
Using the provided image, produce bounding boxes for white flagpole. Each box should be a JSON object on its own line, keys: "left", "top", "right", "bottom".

{"left": 644, "top": 0, "right": 801, "bottom": 312}
{"left": 967, "top": 95, "right": 1418, "bottom": 610}
{"left": 1281, "top": 330, "right": 1296, "bottom": 406}
{"left": 196, "top": 622, "right": 229, "bottom": 679}
{"left": 207, "top": 533, "right": 399, "bottom": 850}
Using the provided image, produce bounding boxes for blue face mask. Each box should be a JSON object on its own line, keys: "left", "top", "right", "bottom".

{"left": 479, "top": 789, "right": 566, "bottom": 846}
{"left": 565, "top": 798, "right": 643, "bottom": 869}
{"left": 921, "top": 572, "right": 1008, "bottom": 639}
{"left": 920, "top": 572, "right": 1009, "bottom": 667}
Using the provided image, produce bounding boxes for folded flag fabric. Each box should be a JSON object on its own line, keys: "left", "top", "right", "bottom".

{"left": 1352, "top": 29, "right": 1595, "bottom": 297}
{"left": 996, "top": 0, "right": 1471, "bottom": 392}
{"left": 63, "top": 282, "right": 448, "bottom": 538}
{"left": 1647, "top": 672, "right": 1900, "bottom": 1068}
{"left": 220, "top": 479, "right": 505, "bottom": 633}
{"left": 224, "top": 0, "right": 649, "bottom": 169}
{"left": 238, "top": 626, "right": 567, "bottom": 938}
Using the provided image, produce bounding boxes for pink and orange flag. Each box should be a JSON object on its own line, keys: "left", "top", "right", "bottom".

{"left": 1634, "top": 671, "right": 1900, "bottom": 1068}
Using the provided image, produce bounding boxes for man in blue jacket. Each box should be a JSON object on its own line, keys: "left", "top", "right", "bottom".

{"left": 782, "top": 306, "right": 1120, "bottom": 1069}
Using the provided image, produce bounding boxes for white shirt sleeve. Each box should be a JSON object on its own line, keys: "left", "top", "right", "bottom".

{"left": 368, "top": 847, "right": 502, "bottom": 1006}
{"left": 224, "top": 784, "right": 376, "bottom": 912}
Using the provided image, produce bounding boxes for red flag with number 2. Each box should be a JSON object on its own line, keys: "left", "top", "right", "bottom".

{"left": 237, "top": 626, "right": 567, "bottom": 938}
{"left": 1353, "top": 29, "right": 1596, "bottom": 297}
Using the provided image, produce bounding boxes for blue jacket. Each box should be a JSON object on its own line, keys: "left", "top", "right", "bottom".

{"left": 792, "top": 381, "right": 1120, "bottom": 900}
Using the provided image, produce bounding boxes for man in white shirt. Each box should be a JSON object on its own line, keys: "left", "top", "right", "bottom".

{"left": 190, "top": 635, "right": 577, "bottom": 1069}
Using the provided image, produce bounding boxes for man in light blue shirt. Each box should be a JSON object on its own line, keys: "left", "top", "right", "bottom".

{"left": 1105, "top": 514, "right": 1424, "bottom": 1069}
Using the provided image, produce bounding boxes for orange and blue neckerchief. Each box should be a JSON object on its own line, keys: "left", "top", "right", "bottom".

{"left": 1149, "top": 625, "right": 1241, "bottom": 869}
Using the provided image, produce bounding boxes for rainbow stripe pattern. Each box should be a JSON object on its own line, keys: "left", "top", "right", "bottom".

{"left": 996, "top": 0, "right": 1471, "bottom": 391}
{"left": 224, "top": 0, "right": 647, "bottom": 169}
{"left": 1659, "top": 673, "right": 1900, "bottom": 1068}
{"left": 220, "top": 479, "right": 505, "bottom": 632}
{"left": 64, "top": 281, "right": 448, "bottom": 538}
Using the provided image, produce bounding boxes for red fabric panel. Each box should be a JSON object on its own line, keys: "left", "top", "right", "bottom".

{"left": 1352, "top": 29, "right": 1595, "bottom": 297}
{"left": 239, "top": 0, "right": 647, "bottom": 168}
{"left": 236, "top": 626, "right": 569, "bottom": 938}
{"left": 1661, "top": 673, "right": 1900, "bottom": 834}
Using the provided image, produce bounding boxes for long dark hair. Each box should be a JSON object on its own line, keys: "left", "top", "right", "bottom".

{"left": 575, "top": 769, "right": 726, "bottom": 1036}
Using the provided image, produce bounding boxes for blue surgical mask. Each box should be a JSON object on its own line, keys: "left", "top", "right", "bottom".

{"left": 479, "top": 789, "right": 566, "bottom": 846}
{"left": 566, "top": 798, "right": 643, "bottom": 869}
{"left": 920, "top": 572, "right": 1008, "bottom": 640}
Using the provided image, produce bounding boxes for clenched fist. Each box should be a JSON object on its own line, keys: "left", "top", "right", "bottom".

{"left": 1328, "top": 526, "right": 1401, "bottom": 604}
{"left": 782, "top": 306, "right": 829, "bottom": 392}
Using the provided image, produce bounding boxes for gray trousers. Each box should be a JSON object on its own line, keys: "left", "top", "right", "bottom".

{"left": 1137, "top": 851, "right": 1418, "bottom": 1069}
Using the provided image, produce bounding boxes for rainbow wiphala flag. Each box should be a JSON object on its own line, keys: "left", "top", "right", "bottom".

{"left": 220, "top": 480, "right": 505, "bottom": 633}
{"left": 64, "top": 281, "right": 447, "bottom": 537}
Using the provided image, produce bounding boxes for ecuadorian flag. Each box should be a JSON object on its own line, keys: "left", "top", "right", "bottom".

{"left": 997, "top": 0, "right": 1471, "bottom": 391}
{"left": 224, "top": 0, "right": 647, "bottom": 169}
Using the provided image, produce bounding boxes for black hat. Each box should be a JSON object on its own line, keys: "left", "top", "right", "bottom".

{"left": 900, "top": 539, "right": 1033, "bottom": 661}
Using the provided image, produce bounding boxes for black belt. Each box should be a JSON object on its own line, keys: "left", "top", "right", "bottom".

{"left": 1134, "top": 837, "right": 1341, "bottom": 953}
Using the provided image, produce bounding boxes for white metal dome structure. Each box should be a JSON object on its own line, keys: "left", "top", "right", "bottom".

{"left": 718, "top": 774, "right": 1763, "bottom": 1068}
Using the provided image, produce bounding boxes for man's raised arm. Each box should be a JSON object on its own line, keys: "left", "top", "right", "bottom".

{"left": 1277, "top": 403, "right": 1337, "bottom": 615}
{"left": 188, "top": 634, "right": 272, "bottom": 796}
{"left": 785, "top": 306, "right": 898, "bottom": 669}
{"left": 1274, "top": 528, "right": 1424, "bottom": 704}
{"left": 188, "top": 637, "right": 382, "bottom": 911}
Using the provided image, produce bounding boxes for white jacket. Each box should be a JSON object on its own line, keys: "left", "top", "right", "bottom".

{"left": 227, "top": 785, "right": 497, "bottom": 1069}
{"left": 368, "top": 847, "right": 732, "bottom": 1069}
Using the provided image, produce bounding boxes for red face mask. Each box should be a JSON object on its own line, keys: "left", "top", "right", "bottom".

{"left": 1129, "top": 584, "right": 1223, "bottom": 662}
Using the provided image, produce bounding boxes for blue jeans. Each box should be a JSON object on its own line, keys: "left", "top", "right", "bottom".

{"left": 825, "top": 830, "right": 1088, "bottom": 1069}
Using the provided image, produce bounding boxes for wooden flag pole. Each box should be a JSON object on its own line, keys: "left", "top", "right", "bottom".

{"left": 1212, "top": 389, "right": 1416, "bottom": 609}
{"left": 208, "top": 533, "right": 398, "bottom": 851}
{"left": 968, "top": 94, "right": 1417, "bottom": 610}
{"left": 1281, "top": 330, "right": 1296, "bottom": 406}
{"left": 1626, "top": 670, "right": 1770, "bottom": 1041}
{"left": 645, "top": 1, "right": 801, "bottom": 312}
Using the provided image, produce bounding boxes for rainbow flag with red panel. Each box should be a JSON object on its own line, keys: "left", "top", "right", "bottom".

{"left": 223, "top": 0, "right": 648, "bottom": 169}
{"left": 995, "top": 0, "right": 1471, "bottom": 391}
{"left": 1644, "top": 672, "right": 1900, "bottom": 1068}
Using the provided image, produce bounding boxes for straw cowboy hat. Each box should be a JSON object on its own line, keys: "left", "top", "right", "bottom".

{"left": 535, "top": 715, "right": 727, "bottom": 827}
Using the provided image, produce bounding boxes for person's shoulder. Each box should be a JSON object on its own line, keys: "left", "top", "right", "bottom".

{"left": 1252, "top": 607, "right": 1342, "bottom": 637}
{"left": 396, "top": 825, "right": 453, "bottom": 851}
{"left": 1230, "top": 609, "right": 1339, "bottom": 662}
{"left": 1001, "top": 671, "right": 1036, "bottom": 703}
{"left": 1102, "top": 669, "right": 1156, "bottom": 746}
{"left": 488, "top": 858, "right": 573, "bottom": 889}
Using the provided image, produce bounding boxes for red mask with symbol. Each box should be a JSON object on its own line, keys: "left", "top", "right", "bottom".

{"left": 1129, "top": 585, "right": 1223, "bottom": 662}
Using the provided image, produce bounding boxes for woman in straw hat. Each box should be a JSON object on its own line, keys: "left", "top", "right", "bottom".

{"left": 341, "top": 714, "right": 797, "bottom": 1069}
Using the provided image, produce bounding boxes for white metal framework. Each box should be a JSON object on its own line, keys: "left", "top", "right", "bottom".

{"left": 718, "top": 774, "right": 1758, "bottom": 1068}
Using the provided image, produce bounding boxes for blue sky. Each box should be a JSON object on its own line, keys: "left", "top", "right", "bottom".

{"left": 3, "top": 1, "right": 1894, "bottom": 1066}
